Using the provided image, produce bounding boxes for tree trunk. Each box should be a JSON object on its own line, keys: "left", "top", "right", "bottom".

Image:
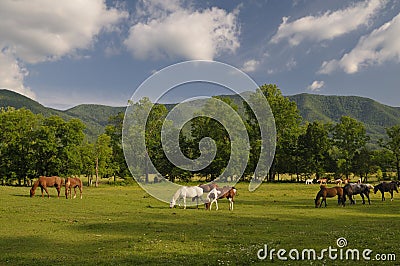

{"left": 95, "top": 157, "right": 99, "bottom": 187}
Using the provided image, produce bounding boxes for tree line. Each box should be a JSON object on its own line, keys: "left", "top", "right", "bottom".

{"left": 1, "top": 84, "right": 400, "bottom": 186}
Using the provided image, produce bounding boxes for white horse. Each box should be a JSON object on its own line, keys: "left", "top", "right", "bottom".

{"left": 170, "top": 186, "right": 204, "bottom": 209}
{"left": 205, "top": 187, "right": 221, "bottom": 210}
{"left": 305, "top": 179, "right": 313, "bottom": 185}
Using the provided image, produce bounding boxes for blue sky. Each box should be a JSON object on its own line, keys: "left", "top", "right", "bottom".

{"left": 1, "top": 0, "right": 399, "bottom": 109}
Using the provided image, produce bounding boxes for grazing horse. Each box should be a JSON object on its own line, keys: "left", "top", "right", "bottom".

{"left": 204, "top": 188, "right": 221, "bottom": 210}
{"left": 216, "top": 186, "right": 237, "bottom": 211}
{"left": 343, "top": 183, "right": 372, "bottom": 205}
{"left": 314, "top": 185, "right": 344, "bottom": 208}
{"left": 317, "top": 178, "right": 327, "bottom": 185}
{"left": 198, "top": 183, "right": 218, "bottom": 193}
{"left": 305, "top": 179, "right": 313, "bottom": 185}
{"left": 170, "top": 186, "right": 204, "bottom": 209}
{"left": 65, "top": 177, "right": 83, "bottom": 199}
{"left": 30, "top": 176, "right": 64, "bottom": 198}
{"left": 374, "top": 182, "right": 398, "bottom": 201}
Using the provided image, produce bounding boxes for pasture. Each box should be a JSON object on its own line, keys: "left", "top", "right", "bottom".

{"left": 0, "top": 182, "right": 399, "bottom": 265}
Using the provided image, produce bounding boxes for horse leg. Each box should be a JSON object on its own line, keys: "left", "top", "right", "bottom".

{"left": 230, "top": 198, "right": 234, "bottom": 211}
{"left": 43, "top": 187, "right": 50, "bottom": 198}
{"left": 366, "top": 193, "right": 371, "bottom": 205}
{"left": 215, "top": 200, "right": 218, "bottom": 211}
{"left": 360, "top": 194, "right": 366, "bottom": 204}
{"left": 41, "top": 187, "right": 44, "bottom": 198}
{"left": 390, "top": 191, "right": 394, "bottom": 201}
{"left": 79, "top": 186, "right": 83, "bottom": 199}
{"left": 57, "top": 187, "right": 60, "bottom": 198}
{"left": 183, "top": 197, "right": 186, "bottom": 209}
{"left": 381, "top": 191, "right": 385, "bottom": 201}
{"left": 73, "top": 187, "right": 77, "bottom": 199}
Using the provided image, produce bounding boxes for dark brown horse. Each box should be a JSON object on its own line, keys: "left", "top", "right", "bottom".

{"left": 314, "top": 185, "right": 344, "bottom": 208}
{"left": 65, "top": 177, "right": 83, "bottom": 199}
{"left": 343, "top": 183, "right": 372, "bottom": 205}
{"left": 30, "top": 176, "right": 64, "bottom": 198}
{"left": 374, "top": 181, "right": 398, "bottom": 201}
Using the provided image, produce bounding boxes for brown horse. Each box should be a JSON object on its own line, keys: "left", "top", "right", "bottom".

{"left": 374, "top": 181, "right": 398, "bottom": 201}
{"left": 30, "top": 176, "right": 64, "bottom": 198}
{"left": 198, "top": 183, "right": 218, "bottom": 193}
{"left": 217, "top": 186, "right": 237, "bottom": 211}
{"left": 314, "top": 185, "right": 344, "bottom": 208}
{"left": 65, "top": 177, "right": 83, "bottom": 199}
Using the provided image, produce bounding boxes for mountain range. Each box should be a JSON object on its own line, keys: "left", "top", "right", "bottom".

{"left": 1, "top": 89, "right": 399, "bottom": 143}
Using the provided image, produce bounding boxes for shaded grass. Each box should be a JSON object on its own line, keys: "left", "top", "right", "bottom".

{"left": 0, "top": 183, "right": 399, "bottom": 265}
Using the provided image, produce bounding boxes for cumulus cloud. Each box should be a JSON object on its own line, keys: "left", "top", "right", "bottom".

{"left": 241, "top": 59, "right": 260, "bottom": 72}
{"left": 270, "top": 0, "right": 387, "bottom": 46}
{"left": 307, "top": 80, "right": 325, "bottom": 91}
{"left": 319, "top": 12, "right": 400, "bottom": 74}
{"left": 0, "top": 50, "right": 36, "bottom": 99}
{"left": 124, "top": 0, "right": 240, "bottom": 60}
{"left": 0, "top": 0, "right": 127, "bottom": 98}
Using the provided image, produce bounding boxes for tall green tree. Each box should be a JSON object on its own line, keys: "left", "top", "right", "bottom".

{"left": 298, "top": 121, "right": 330, "bottom": 179}
{"left": 259, "top": 84, "right": 302, "bottom": 181}
{"left": 105, "top": 112, "right": 130, "bottom": 180}
{"left": 94, "top": 134, "right": 113, "bottom": 187}
{"left": 332, "top": 116, "right": 369, "bottom": 179}
{"left": 381, "top": 125, "right": 400, "bottom": 180}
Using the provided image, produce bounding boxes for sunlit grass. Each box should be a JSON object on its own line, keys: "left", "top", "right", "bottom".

{"left": 0, "top": 182, "right": 398, "bottom": 265}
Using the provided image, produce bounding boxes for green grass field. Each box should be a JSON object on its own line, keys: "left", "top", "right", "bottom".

{"left": 0, "top": 182, "right": 398, "bottom": 265}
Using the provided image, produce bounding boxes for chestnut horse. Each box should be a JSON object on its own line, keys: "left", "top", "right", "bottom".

{"left": 30, "top": 176, "right": 64, "bottom": 198}
{"left": 314, "top": 185, "right": 344, "bottom": 208}
{"left": 216, "top": 186, "right": 237, "bottom": 211}
{"left": 374, "top": 181, "right": 398, "bottom": 201}
{"left": 65, "top": 177, "right": 83, "bottom": 199}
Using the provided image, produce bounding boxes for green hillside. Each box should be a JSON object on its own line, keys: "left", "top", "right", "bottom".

{"left": 1, "top": 89, "right": 399, "bottom": 143}
{"left": 0, "top": 89, "right": 125, "bottom": 141}
{"left": 287, "top": 93, "right": 400, "bottom": 142}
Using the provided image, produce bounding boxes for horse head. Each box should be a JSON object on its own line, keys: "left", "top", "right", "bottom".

{"left": 314, "top": 198, "right": 320, "bottom": 208}
{"left": 29, "top": 188, "right": 35, "bottom": 197}
{"left": 169, "top": 199, "right": 176, "bottom": 208}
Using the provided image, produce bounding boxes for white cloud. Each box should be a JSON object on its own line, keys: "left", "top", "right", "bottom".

{"left": 319, "top": 12, "right": 400, "bottom": 74}
{"left": 124, "top": 0, "right": 240, "bottom": 60}
{"left": 0, "top": 0, "right": 127, "bottom": 99}
{"left": 241, "top": 59, "right": 260, "bottom": 72}
{"left": 307, "top": 80, "right": 325, "bottom": 91}
{"left": 0, "top": 50, "right": 36, "bottom": 99}
{"left": 0, "top": 0, "right": 128, "bottom": 64}
{"left": 270, "top": 0, "right": 387, "bottom": 46}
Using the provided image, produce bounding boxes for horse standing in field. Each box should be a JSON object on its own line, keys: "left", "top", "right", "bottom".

{"left": 343, "top": 183, "right": 372, "bottom": 205}
{"left": 305, "top": 179, "right": 313, "bottom": 185}
{"left": 314, "top": 185, "right": 344, "bottom": 208}
{"left": 374, "top": 181, "right": 398, "bottom": 201}
{"left": 170, "top": 186, "right": 204, "bottom": 209}
{"left": 65, "top": 177, "right": 83, "bottom": 199}
{"left": 204, "top": 187, "right": 221, "bottom": 210}
{"left": 216, "top": 186, "right": 237, "bottom": 211}
{"left": 30, "top": 176, "right": 64, "bottom": 198}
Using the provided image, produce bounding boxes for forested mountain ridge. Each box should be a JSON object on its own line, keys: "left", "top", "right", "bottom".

{"left": 0, "top": 89, "right": 124, "bottom": 140}
{"left": 1, "top": 89, "right": 399, "bottom": 142}
{"left": 287, "top": 93, "right": 400, "bottom": 142}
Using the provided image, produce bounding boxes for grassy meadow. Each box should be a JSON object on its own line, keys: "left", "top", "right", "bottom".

{"left": 0, "top": 182, "right": 399, "bottom": 265}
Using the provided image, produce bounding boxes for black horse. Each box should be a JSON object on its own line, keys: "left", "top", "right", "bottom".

{"left": 343, "top": 183, "right": 372, "bottom": 205}
{"left": 374, "top": 181, "right": 399, "bottom": 201}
